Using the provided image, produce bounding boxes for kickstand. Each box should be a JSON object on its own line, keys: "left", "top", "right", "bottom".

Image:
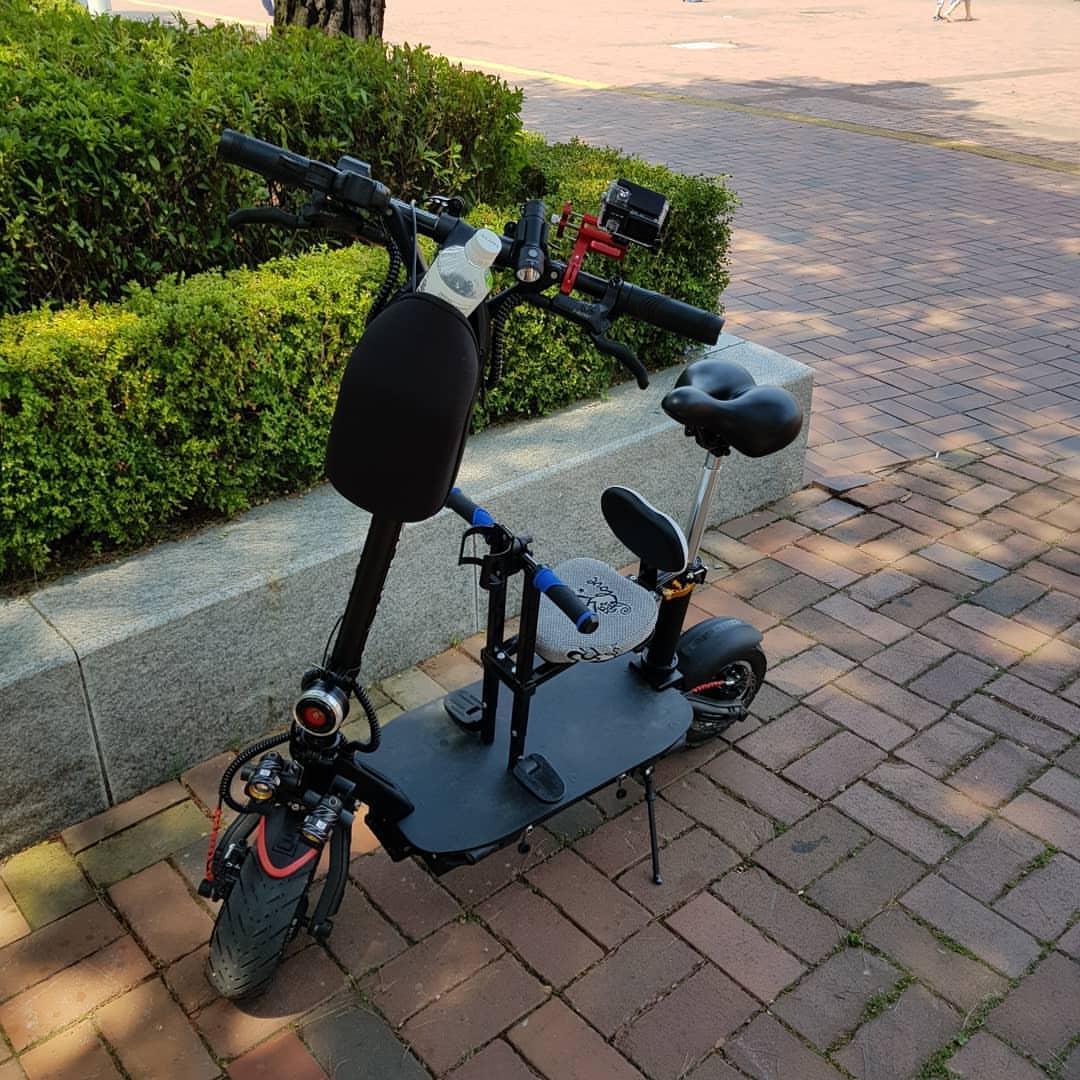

{"left": 643, "top": 764, "right": 663, "bottom": 885}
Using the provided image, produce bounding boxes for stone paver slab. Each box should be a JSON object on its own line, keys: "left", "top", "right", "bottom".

{"left": 726, "top": 1012, "right": 844, "bottom": 1080}
{"left": 993, "top": 853, "right": 1080, "bottom": 941}
{"left": 738, "top": 707, "right": 838, "bottom": 771}
{"left": 1, "top": 843, "right": 92, "bottom": 930}
{"left": 895, "top": 716, "right": 993, "bottom": 778}
{"left": 939, "top": 817, "right": 1046, "bottom": 903}
{"left": 804, "top": 685, "right": 913, "bottom": 751}
{"left": 833, "top": 781, "right": 955, "bottom": 864}
{"left": 863, "top": 909, "right": 1008, "bottom": 1013}
{"left": 782, "top": 731, "right": 886, "bottom": 799}
{"left": 833, "top": 982, "right": 962, "bottom": 1080}
{"left": 703, "top": 751, "right": 817, "bottom": 825}
{"left": 946, "top": 1031, "right": 1046, "bottom": 1080}
{"left": 987, "top": 950, "right": 1080, "bottom": 1064}
{"left": 947, "top": 740, "right": 1046, "bottom": 808}
{"left": 1001, "top": 792, "right": 1080, "bottom": 859}
{"left": 61, "top": 782, "right": 189, "bottom": 855}
{"left": 771, "top": 948, "right": 900, "bottom": 1051}
{"left": 667, "top": 892, "right": 804, "bottom": 1003}
{"left": 754, "top": 806, "right": 869, "bottom": 889}
{"left": 302, "top": 1002, "right": 427, "bottom": 1080}
{"left": 868, "top": 762, "right": 987, "bottom": 836}
{"left": 901, "top": 875, "right": 1041, "bottom": 978}
{"left": 807, "top": 838, "right": 924, "bottom": 928}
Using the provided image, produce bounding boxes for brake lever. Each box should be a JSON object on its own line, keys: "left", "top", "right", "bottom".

{"left": 592, "top": 335, "right": 649, "bottom": 390}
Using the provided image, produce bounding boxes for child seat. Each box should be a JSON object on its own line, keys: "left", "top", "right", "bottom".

{"left": 535, "top": 487, "right": 688, "bottom": 664}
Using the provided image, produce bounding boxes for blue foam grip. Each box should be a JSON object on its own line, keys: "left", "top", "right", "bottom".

{"left": 533, "top": 567, "right": 560, "bottom": 594}
{"left": 472, "top": 507, "right": 495, "bottom": 527}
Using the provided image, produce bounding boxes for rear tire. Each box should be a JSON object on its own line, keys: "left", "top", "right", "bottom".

{"left": 206, "top": 846, "right": 312, "bottom": 1001}
{"left": 684, "top": 645, "right": 766, "bottom": 746}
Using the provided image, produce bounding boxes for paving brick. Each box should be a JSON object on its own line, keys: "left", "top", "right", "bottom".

{"left": 988, "top": 951, "right": 1080, "bottom": 1064}
{"left": 863, "top": 909, "right": 1008, "bottom": 1013}
{"left": 96, "top": 978, "right": 217, "bottom": 1080}
{"left": 0, "top": 936, "right": 152, "bottom": 1051}
{"left": 1001, "top": 791, "right": 1080, "bottom": 859}
{"left": 723, "top": 510, "right": 779, "bottom": 540}
{"left": 322, "top": 880, "right": 407, "bottom": 976}
{"left": 993, "top": 853, "right": 1080, "bottom": 941}
{"left": 972, "top": 575, "right": 1048, "bottom": 617}
{"left": 876, "top": 503, "right": 955, "bottom": 540}
{"left": 847, "top": 572, "right": 920, "bottom": 614}
{"left": 700, "top": 532, "right": 767, "bottom": 569}
{"left": 771, "top": 948, "right": 900, "bottom": 1051}
{"left": 61, "top": 782, "right": 189, "bottom": 854}
{"left": 302, "top": 1002, "right": 427, "bottom": 1080}
{"left": 922, "top": 618, "right": 1025, "bottom": 671}
{"left": 509, "top": 998, "right": 644, "bottom": 1080}
{"left": 726, "top": 1012, "right": 843, "bottom": 1080}
{"left": 988, "top": 674, "right": 1080, "bottom": 735}
{"left": 901, "top": 875, "right": 1041, "bottom": 978}
{"left": 667, "top": 892, "right": 804, "bottom": 1002}
{"left": 440, "top": 830, "right": 559, "bottom": 907}
{"left": 803, "top": 686, "right": 913, "bottom": 750}
{"left": 691, "top": 588, "right": 779, "bottom": 632}
{"left": 617, "top": 827, "right": 740, "bottom": 915}
{"left": 878, "top": 585, "right": 958, "bottom": 629}
{"left": 685, "top": 1053, "right": 746, "bottom": 1080}
{"left": 833, "top": 982, "right": 961, "bottom": 1080}
{"left": 365, "top": 920, "right": 502, "bottom": 1026}
{"left": 76, "top": 803, "right": 210, "bottom": 889}
{"left": 418, "top": 647, "right": 482, "bottom": 691}
{"left": 940, "top": 816, "right": 1046, "bottom": 903}
{"left": 760, "top": 624, "right": 815, "bottom": 663}
{"left": 0, "top": 843, "right": 92, "bottom": 930}
{"left": 945, "top": 1031, "right": 1046, "bottom": 1080}
{"left": 813, "top": 595, "right": 911, "bottom": 646}
{"left": 947, "top": 740, "right": 1046, "bottom": 808}
{"left": 350, "top": 849, "right": 460, "bottom": 941}
{"left": 1027, "top": 559, "right": 1080, "bottom": 601}
{"left": 565, "top": 921, "right": 698, "bottom": 1038}
{"left": 787, "top": 607, "right": 883, "bottom": 662}
{"left": 845, "top": 482, "right": 909, "bottom": 509}
{"left": 478, "top": 882, "right": 601, "bottom": 990}
{"left": 738, "top": 707, "right": 838, "bottom": 771}
{"left": 0, "top": 902, "right": 123, "bottom": 1003}
{"left": 574, "top": 799, "right": 693, "bottom": 877}
{"left": 228, "top": 1030, "right": 326, "bottom": 1080}
{"left": 956, "top": 693, "right": 1072, "bottom": 756}
{"left": 1058, "top": 744, "right": 1080, "bottom": 776}
{"left": 0, "top": 882, "right": 28, "bottom": 953}
{"left": 748, "top": 682, "right": 799, "bottom": 722}
{"left": 196, "top": 946, "right": 345, "bottom": 1058}
{"left": 978, "top": 533, "right": 1051, "bottom": 570}
{"left": 754, "top": 806, "right": 869, "bottom": 889}
{"left": 862, "top": 631, "right": 952, "bottom": 685}
{"left": 16, "top": 1020, "right": 120, "bottom": 1080}
{"left": 896, "top": 716, "right": 993, "bottom": 778}
{"left": 743, "top": 520, "right": 812, "bottom": 555}
{"left": 795, "top": 496, "right": 862, "bottom": 531}
{"left": 107, "top": 861, "right": 213, "bottom": 965}
{"left": 615, "top": 964, "right": 756, "bottom": 1080}
{"left": 808, "top": 839, "right": 924, "bottom": 928}
{"left": 988, "top": 506, "right": 1066, "bottom": 544}
{"left": 798, "top": 534, "right": 885, "bottom": 576}
{"left": 869, "top": 763, "right": 987, "bottom": 835}
{"left": 179, "top": 752, "right": 237, "bottom": 815}
{"left": 718, "top": 559, "right": 796, "bottom": 599}
{"left": 381, "top": 666, "right": 444, "bottom": 710}
{"left": 662, "top": 772, "right": 773, "bottom": 854}
{"left": 1064, "top": 1042, "right": 1080, "bottom": 1080}
{"left": 401, "top": 954, "right": 548, "bottom": 1075}
{"left": 715, "top": 866, "right": 842, "bottom": 963}
{"left": 833, "top": 782, "right": 955, "bottom": 864}
{"left": 163, "top": 946, "right": 215, "bottom": 1015}
{"left": 1012, "top": 639, "right": 1080, "bottom": 693}
{"left": 915, "top": 654, "right": 1002, "bottom": 714}
{"left": 445, "top": 1039, "right": 538, "bottom": 1080}
{"left": 527, "top": 849, "right": 650, "bottom": 949}
{"left": 1017, "top": 590, "right": 1080, "bottom": 635}
{"left": 772, "top": 546, "right": 859, "bottom": 589}
{"left": 702, "top": 752, "right": 817, "bottom": 825}
{"left": 1032, "top": 765, "right": 1080, "bottom": 814}
{"left": 766, "top": 645, "right": 856, "bottom": 697}
{"left": 918, "top": 543, "right": 1008, "bottom": 584}
{"left": 546, "top": 798, "right": 605, "bottom": 843}
{"left": 783, "top": 732, "right": 886, "bottom": 799}
{"left": 895, "top": 553, "right": 985, "bottom": 595}
{"left": 835, "top": 668, "right": 945, "bottom": 729}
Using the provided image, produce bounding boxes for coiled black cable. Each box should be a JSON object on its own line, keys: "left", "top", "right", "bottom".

{"left": 217, "top": 731, "right": 291, "bottom": 814}
{"left": 487, "top": 292, "right": 524, "bottom": 390}
{"left": 365, "top": 239, "right": 403, "bottom": 326}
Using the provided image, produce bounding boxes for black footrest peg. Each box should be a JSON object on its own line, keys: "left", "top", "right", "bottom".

{"left": 513, "top": 753, "right": 565, "bottom": 803}
{"left": 444, "top": 689, "right": 484, "bottom": 733}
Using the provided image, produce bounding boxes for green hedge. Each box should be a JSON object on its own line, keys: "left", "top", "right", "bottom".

{"left": 1, "top": 142, "right": 735, "bottom": 578}
{"left": 0, "top": 0, "right": 524, "bottom": 313}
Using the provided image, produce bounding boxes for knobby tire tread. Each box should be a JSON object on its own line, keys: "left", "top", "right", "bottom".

{"left": 206, "top": 850, "right": 311, "bottom": 1000}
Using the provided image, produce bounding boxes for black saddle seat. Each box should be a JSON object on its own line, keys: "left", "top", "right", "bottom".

{"left": 661, "top": 358, "right": 804, "bottom": 458}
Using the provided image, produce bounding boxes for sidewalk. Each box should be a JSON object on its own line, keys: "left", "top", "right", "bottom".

{"left": 2, "top": 445, "right": 1079, "bottom": 1078}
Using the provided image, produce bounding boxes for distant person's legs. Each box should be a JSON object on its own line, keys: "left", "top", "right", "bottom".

{"left": 940, "top": 0, "right": 973, "bottom": 19}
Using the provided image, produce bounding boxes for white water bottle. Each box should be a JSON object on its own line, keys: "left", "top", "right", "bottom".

{"left": 417, "top": 228, "right": 501, "bottom": 317}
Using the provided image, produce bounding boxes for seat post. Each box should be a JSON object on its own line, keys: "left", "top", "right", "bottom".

{"left": 685, "top": 452, "right": 723, "bottom": 564}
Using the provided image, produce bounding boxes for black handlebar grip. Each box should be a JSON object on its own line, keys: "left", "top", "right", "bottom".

{"left": 615, "top": 282, "right": 724, "bottom": 345}
{"left": 446, "top": 487, "right": 495, "bottom": 527}
{"left": 534, "top": 567, "right": 599, "bottom": 634}
{"left": 218, "top": 129, "right": 315, "bottom": 188}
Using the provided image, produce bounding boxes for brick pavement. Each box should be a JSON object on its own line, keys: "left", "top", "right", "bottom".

{"left": 3, "top": 447, "right": 1080, "bottom": 1078}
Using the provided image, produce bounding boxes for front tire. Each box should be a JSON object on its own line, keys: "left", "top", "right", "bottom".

{"left": 206, "top": 842, "right": 313, "bottom": 1000}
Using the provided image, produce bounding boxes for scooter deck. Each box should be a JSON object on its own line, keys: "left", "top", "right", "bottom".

{"left": 372, "top": 654, "right": 691, "bottom": 859}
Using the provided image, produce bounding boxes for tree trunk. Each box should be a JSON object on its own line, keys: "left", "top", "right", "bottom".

{"left": 274, "top": 0, "right": 385, "bottom": 39}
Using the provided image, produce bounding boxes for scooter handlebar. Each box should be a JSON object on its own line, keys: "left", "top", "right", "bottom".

{"left": 534, "top": 567, "right": 600, "bottom": 635}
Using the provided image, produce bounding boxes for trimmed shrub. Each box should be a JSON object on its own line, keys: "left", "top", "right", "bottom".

{"left": 1, "top": 142, "right": 734, "bottom": 578}
{"left": 0, "top": 0, "right": 524, "bottom": 312}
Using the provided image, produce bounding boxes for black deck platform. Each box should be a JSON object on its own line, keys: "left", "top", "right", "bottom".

{"left": 371, "top": 655, "right": 691, "bottom": 858}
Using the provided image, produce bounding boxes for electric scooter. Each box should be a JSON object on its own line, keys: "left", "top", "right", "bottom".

{"left": 198, "top": 130, "right": 803, "bottom": 1000}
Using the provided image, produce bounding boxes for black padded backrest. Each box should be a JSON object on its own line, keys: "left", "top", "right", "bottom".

{"left": 325, "top": 292, "right": 480, "bottom": 522}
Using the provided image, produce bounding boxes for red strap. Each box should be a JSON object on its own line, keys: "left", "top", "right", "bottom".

{"left": 204, "top": 805, "right": 223, "bottom": 882}
{"left": 254, "top": 818, "right": 318, "bottom": 879}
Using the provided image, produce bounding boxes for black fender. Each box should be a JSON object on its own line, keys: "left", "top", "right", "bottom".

{"left": 677, "top": 617, "right": 764, "bottom": 690}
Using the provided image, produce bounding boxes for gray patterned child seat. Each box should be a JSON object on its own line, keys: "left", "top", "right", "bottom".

{"left": 535, "top": 557, "right": 659, "bottom": 664}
